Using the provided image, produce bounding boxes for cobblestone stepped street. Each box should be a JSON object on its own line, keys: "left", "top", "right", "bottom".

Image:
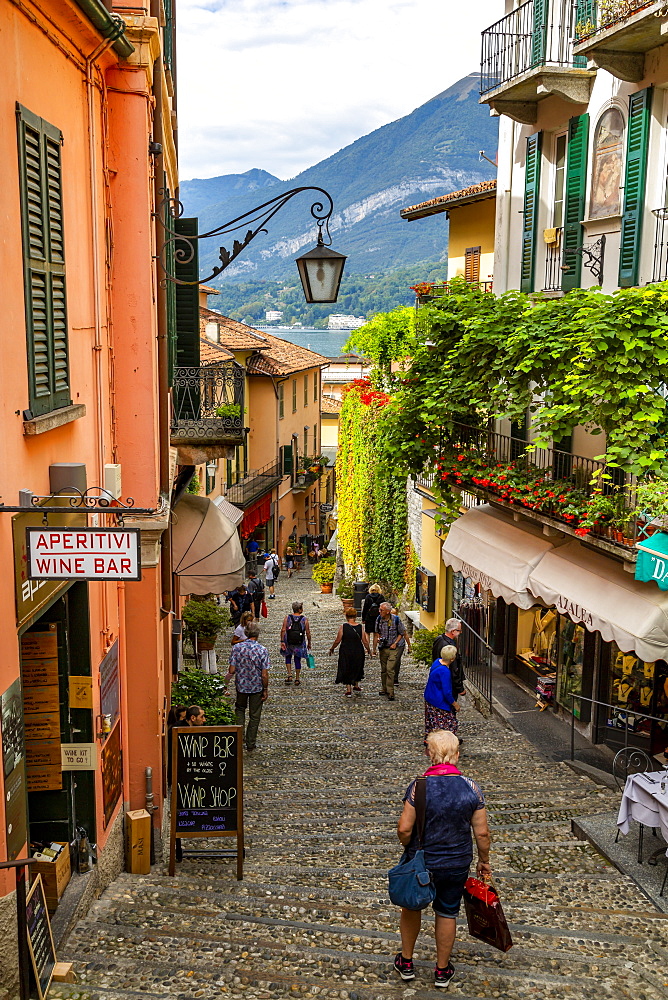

{"left": 52, "top": 572, "right": 668, "bottom": 1000}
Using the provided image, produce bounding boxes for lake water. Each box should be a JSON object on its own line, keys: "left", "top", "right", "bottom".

{"left": 256, "top": 327, "right": 359, "bottom": 359}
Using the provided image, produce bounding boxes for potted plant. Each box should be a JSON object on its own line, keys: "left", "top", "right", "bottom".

{"left": 312, "top": 558, "right": 336, "bottom": 593}
{"left": 336, "top": 575, "right": 355, "bottom": 610}
{"left": 633, "top": 475, "right": 668, "bottom": 532}
{"left": 215, "top": 403, "right": 241, "bottom": 419}
{"left": 182, "top": 597, "right": 230, "bottom": 651}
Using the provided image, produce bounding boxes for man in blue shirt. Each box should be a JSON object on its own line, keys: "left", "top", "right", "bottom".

{"left": 228, "top": 623, "right": 270, "bottom": 751}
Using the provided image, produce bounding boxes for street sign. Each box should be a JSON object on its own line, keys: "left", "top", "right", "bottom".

{"left": 26, "top": 528, "right": 141, "bottom": 581}
{"left": 319, "top": 503, "right": 334, "bottom": 513}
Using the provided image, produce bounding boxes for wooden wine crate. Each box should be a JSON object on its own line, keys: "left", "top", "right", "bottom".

{"left": 31, "top": 842, "right": 71, "bottom": 910}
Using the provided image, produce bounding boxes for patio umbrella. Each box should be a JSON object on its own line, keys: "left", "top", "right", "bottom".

{"left": 172, "top": 494, "right": 245, "bottom": 596}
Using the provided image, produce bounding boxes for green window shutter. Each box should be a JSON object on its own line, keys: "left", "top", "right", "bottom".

{"left": 619, "top": 87, "right": 652, "bottom": 288}
{"left": 174, "top": 217, "right": 200, "bottom": 369}
{"left": 521, "top": 132, "right": 542, "bottom": 293}
{"left": 561, "top": 113, "right": 589, "bottom": 292}
{"left": 164, "top": 191, "right": 177, "bottom": 386}
{"left": 17, "top": 103, "right": 71, "bottom": 416}
{"left": 531, "top": 0, "right": 548, "bottom": 66}
{"left": 281, "top": 444, "right": 293, "bottom": 475}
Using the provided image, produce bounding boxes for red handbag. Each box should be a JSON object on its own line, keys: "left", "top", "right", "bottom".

{"left": 463, "top": 877, "right": 513, "bottom": 952}
{"left": 260, "top": 600, "right": 268, "bottom": 618}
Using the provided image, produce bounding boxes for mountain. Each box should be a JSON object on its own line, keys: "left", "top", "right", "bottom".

{"left": 180, "top": 74, "right": 497, "bottom": 283}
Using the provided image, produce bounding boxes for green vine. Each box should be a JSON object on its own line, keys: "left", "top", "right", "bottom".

{"left": 336, "top": 381, "right": 409, "bottom": 594}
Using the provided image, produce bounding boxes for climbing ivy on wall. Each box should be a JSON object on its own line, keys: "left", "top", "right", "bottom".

{"left": 337, "top": 380, "right": 409, "bottom": 594}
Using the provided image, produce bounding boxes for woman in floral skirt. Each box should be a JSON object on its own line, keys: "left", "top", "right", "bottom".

{"left": 424, "top": 645, "right": 460, "bottom": 740}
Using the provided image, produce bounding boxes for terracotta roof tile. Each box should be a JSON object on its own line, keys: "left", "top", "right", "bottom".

{"left": 321, "top": 394, "right": 343, "bottom": 414}
{"left": 200, "top": 338, "right": 235, "bottom": 364}
{"left": 401, "top": 179, "right": 497, "bottom": 220}
{"left": 199, "top": 308, "right": 270, "bottom": 350}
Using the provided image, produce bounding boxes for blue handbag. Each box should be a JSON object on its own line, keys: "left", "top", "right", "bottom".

{"left": 388, "top": 777, "right": 435, "bottom": 910}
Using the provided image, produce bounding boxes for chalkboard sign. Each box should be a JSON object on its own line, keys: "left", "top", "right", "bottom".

{"left": 168, "top": 726, "right": 243, "bottom": 878}
{"left": 26, "top": 874, "right": 56, "bottom": 1000}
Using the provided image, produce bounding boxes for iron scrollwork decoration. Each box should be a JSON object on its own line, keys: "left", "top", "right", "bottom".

{"left": 0, "top": 488, "right": 168, "bottom": 526}
{"left": 561, "top": 234, "right": 606, "bottom": 286}
{"left": 171, "top": 360, "right": 246, "bottom": 444}
{"left": 157, "top": 186, "right": 336, "bottom": 286}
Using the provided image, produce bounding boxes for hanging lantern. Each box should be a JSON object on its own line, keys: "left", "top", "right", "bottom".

{"left": 295, "top": 235, "right": 347, "bottom": 304}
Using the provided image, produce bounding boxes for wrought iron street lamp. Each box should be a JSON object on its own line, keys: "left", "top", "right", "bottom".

{"left": 158, "top": 186, "right": 346, "bottom": 303}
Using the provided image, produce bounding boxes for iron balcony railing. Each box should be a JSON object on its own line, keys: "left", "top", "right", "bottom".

{"left": 481, "top": 0, "right": 581, "bottom": 95}
{"left": 543, "top": 227, "right": 564, "bottom": 291}
{"left": 442, "top": 422, "right": 640, "bottom": 551}
{"left": 171, "top": 360, "right": 245, "bottom": 446}
{"left": 651, "top": 207, "right": 668, "bottom": 282}
{"left": 293, "top": 456, "right": 327, "bottom": 491}
{"left": 225, "top": 459, "right": 283, "bottom": 508}
{"left": 414, "top": 281, "right": 494, "bottom": 338}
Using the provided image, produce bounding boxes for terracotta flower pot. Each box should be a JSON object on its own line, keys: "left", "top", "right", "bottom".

{"left": 320, "top": 583, "right": 333, "bottom": 594}
{"left": 341, "top": 598, "right": 354, "bottom": 611}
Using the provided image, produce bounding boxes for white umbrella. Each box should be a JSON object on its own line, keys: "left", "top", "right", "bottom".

{"left": 172, "top": 494, "right": 245, "bottom": 596}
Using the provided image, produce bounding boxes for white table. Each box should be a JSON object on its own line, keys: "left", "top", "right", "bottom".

{"left": 617, "top": 772, "right": 668, "bottom": 864}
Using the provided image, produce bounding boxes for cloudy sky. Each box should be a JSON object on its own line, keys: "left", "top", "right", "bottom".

{"left": 177, "top": 0, "right": 500, "bottom": 182}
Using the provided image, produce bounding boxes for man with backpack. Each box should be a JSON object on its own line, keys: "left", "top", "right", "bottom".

{"left": 264, "top": 548, "right": 280, "bottom": 599}
{"left": 280, "top": 601, "right": 311, "bottom": 686}
{"left": 372, "top": 602, "right": 407, "bottom": 701}
{"left": 246, "top": 571, "right": 265, "bottom": 619}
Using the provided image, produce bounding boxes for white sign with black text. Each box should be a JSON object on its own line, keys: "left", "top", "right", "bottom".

{"left": 26, "top": 528, "right": 141, "bottom": 581}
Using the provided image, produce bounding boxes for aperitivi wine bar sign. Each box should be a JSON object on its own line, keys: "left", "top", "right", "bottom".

{"left": 26, "top": 528, "right": 141, "bottom": 581}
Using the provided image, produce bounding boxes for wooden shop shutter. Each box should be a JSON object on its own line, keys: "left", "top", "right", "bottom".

{"left": 561, "top": 113, "right": 589, "bottom": 292}
{"left": 531, "top": 0, "right": 548, "bottom": 67}
{"left": 521, "top": 132, "right": 542, "bottom": 293}
{"left": 619, "top": 87, "right": 652, "bottom": 287}
{"left": 464, "top": 247, "right": 481, "bottom": 284}
{"left": 174, "top": 217, "right": 200, "bottom": 368}
{"left": 17, "top": 103, "right": 71, "bottom": 416}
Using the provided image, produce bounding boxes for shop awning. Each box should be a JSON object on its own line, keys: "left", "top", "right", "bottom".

{"left": 213, "top": 495, "right": 244, "bottom": 526}
{"left": 528, "top": 541, "right": 668, "bottom": 662}
{"left": 172, "top": 494, "right": 245, "bottom": 596}
{"left": 240, "top": 495, "right": 271, "bottom": 539}
{"left": 441, "top": 504, "right": 560, "bottom": 610}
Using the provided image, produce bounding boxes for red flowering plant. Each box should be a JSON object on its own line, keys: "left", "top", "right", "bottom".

{"left": 410, "top": 282, "right": 434, "bottom": 298}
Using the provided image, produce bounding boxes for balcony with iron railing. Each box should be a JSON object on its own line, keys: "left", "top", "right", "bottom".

{"left": 543, "top": 227, "right": 565, "bottom": 291}
{"left": 171, "top": 360, "right": 246, "bottom": 459}
{"left": 651, "top": 207, "right": 668, "bottom": 282}
{"left": 225, "top": 458, "right": 284, "bottom": 508}
{"left": 573, "top": 1, "right": 668, "bottom": 81}
{"left": 292, "top": 456, "right": 328, "bottom": 492}
{"left": 435, "top": 422, "right": 642, "bottom": 557}
{"left": 480, "top": 0, "right": 594, "bottom": 122}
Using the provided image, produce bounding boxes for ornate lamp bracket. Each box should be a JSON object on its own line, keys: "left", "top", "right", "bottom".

{"left": 562, "top": 234, "right": 606, "bottom": 286}
{"left": 156, "top": 186, "right": 336, "bottom": 286}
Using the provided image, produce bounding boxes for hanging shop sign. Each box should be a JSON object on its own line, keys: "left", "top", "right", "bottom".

{"left": 635, "top": 532, "right": 668, "bottom": 591}
{"left": 26, "top": 528, "right": 141, "bottom": 581}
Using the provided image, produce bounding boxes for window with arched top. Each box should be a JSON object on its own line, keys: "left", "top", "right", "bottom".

{"left": 589, "top": 108, "right": 625, "bottom": 220}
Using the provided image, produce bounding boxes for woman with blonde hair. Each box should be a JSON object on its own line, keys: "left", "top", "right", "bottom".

{"left": 362, "top": 583, "right": 384, "bottom": 640}
{"left": 424, "top": 645, "right": 459, "bottom": 740}
{"left": 393, "top": 730, "right": 491, "bottom": 988}
{"left": 231, "top": 610, "right": 254, "bottom": 645}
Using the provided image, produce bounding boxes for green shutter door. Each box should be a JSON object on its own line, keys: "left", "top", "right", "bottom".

{"left": 521, "top": 132, "right": 542, "bottom": 293}
{"left": 17, "top": 104, "right": 71, "bottom": 415}
{"left": 619, "top": 87, "right": 652, "bottom": 287}
{"left": 574, "top": 1, "right": 597, "bottom": 66}
{"left": 174, "top": 217, "right": 200, "bottom": 369}
{"left": 531, "top": 0, "right": 548, "bottom": 66}
{"left": 561, "top": 113, "right": 589, "bottom": 292}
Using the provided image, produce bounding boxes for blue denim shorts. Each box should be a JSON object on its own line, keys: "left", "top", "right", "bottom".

{"left": 430, "top": 866, "right": 470, "bottom": 917}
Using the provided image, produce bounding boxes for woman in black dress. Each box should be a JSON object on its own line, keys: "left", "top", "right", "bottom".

{"left": 329, "top": 608, "right": 370, "bottom": 697}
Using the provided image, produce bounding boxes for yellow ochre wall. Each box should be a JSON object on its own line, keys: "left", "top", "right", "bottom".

{"left": 419, "top": 496, "right": 449, "bottom": 633}
{"left": 447, "top": 199, "right": 496, "bottom": 284}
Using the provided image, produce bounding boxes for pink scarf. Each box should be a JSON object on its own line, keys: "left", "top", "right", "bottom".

{"left": 423, "top": 763, "right": 461, "bottom": 777}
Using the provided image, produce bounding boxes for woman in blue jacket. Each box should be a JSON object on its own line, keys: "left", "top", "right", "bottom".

{"left": 424, "top": 644, "right": 459, "bottom": 740}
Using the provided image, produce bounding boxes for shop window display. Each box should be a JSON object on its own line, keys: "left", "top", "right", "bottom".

{"left": 607, "top": 645, "right": 668, "bottom": 751}
{"left": 515, "top": 607, "right": 585, "bottom": 715}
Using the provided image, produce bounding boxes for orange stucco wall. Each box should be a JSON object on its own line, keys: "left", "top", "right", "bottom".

{"left": 0, "top": 1, "right": 171, "bottom": 894}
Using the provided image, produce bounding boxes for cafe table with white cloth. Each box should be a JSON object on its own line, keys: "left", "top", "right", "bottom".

{"left": 617, "top": 772, "right": 668, "bottom": 865}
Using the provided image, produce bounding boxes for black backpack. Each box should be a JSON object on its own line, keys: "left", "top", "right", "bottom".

{"left": 286, "top": 614, "right": 305, "bottom": 645}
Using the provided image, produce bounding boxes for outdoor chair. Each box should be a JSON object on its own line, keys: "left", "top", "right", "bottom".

{"left": 613, "top": 747, "right": 657, "bottom": 862}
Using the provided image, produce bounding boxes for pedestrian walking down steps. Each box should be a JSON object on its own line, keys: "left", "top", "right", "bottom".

{"left": 329, "top": 607, "right": 370, "bottom": 697}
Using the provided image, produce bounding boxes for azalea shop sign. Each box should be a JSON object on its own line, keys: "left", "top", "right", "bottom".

{"left": 26, "top": 528, "right": 141, "bottom": 581}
